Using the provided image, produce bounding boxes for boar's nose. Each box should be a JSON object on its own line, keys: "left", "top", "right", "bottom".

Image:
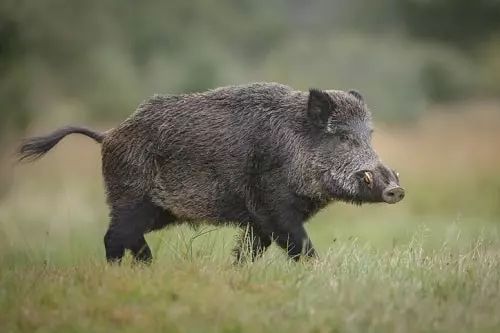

{"left": 382, "top": 185, "right": 405, "bottom": 204}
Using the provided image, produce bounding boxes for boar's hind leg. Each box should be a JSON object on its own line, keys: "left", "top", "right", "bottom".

{"left": 104, "top": 198, "right": 175, "bottom": 264}
{"left": 233, "top": 225, "right": 272, "bottom": 264}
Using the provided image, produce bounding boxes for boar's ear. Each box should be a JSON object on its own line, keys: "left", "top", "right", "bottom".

{"left": 307, "top": 89, "right": 336, "bottom": 128}
{"left": 348, "top": 90, "right": 364, "bottom": 103}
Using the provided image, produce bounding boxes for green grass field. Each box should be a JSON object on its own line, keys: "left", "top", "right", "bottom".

{"left": 1, "top": 109, "right": 500, "bottom": 333}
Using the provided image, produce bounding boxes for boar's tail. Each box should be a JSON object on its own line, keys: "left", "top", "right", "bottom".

{"left": 17, "top": 126, "right": 105, "bottom": 162}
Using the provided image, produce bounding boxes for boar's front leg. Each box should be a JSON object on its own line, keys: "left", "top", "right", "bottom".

{"left": 253, "top": 205, "right": 317, "bottom": 261}
{"left": 271, "top": 223, "right": 317, "bottom": 260}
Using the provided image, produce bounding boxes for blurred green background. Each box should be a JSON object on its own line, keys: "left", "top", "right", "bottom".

{"left": 0, "top": 0, "right": 500, "bottom": 258}
{"left": 1, "top": 0, "right": 500, "bottom": 132}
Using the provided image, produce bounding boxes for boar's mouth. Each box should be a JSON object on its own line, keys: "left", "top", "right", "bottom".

{"left": 355, "top": 169, "right": 405, "bottom": 204}
{"left": 322, "top": 167, "right": 404, "bottom": 205}
{"left": 322, "top": 170, "right": 366, "bottom": 204}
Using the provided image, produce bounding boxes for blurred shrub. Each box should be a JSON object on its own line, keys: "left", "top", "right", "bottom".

{"left": 419, "top": 48, "right": 482, "bottom": 103}
{"left": 478, "top": 37, "right": 500, "bottom": 97}
{"left": 260, "top": 34, "right": 483, "bottom": 122}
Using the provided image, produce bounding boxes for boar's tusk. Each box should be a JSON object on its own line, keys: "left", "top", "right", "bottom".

{"left": 363, "top": 171, "right": 373, "bottom": 188}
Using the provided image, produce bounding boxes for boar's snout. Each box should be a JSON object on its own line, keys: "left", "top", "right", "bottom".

{"left": 382, "top": 185, "right": 405, "bottom": 204}
{"left": 353, "top": 165, "right": 405, "bottom": 204}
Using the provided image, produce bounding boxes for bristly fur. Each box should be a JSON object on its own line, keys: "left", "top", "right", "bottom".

{"left": 18, "top": 82, "right": 401, "bottom": 263}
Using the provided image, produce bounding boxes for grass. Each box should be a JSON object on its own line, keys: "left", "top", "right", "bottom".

{"left": 1, "top": 107, "right": 500, "bottom": 332}
{"left": 1, "top": 228, "right": 499, "bottom": 333}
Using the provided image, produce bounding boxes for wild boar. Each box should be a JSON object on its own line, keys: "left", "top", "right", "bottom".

{"left": 18, "top": 82, "right": 404, "bottom": 263}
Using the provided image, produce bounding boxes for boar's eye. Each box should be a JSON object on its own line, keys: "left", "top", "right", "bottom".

{"left": 335, "top": 131, "right": 359, "bottom": 146}
{"left": 339, "top": 134, "right": 349, "bottom": 143}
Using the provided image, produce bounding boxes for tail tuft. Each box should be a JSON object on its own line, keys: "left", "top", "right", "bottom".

{"left": 18, "top": 126, "right": 104, "bottom": 162}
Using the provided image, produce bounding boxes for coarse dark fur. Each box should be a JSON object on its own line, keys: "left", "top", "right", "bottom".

{"left": 18, "top": 82, "right": 403, "bottom": 263}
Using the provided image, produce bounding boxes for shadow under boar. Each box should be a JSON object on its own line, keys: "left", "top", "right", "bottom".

{"left": 18, "top": 82, "right": 404, "bottom": 263}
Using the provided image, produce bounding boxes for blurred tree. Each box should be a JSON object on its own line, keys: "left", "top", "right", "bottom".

{"left": 398, "top": 0, "right": 500, "bottom": 49}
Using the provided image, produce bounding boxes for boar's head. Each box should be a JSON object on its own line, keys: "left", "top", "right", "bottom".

{"left": 304, "top": 88, "right": 404, "bottom": 205}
